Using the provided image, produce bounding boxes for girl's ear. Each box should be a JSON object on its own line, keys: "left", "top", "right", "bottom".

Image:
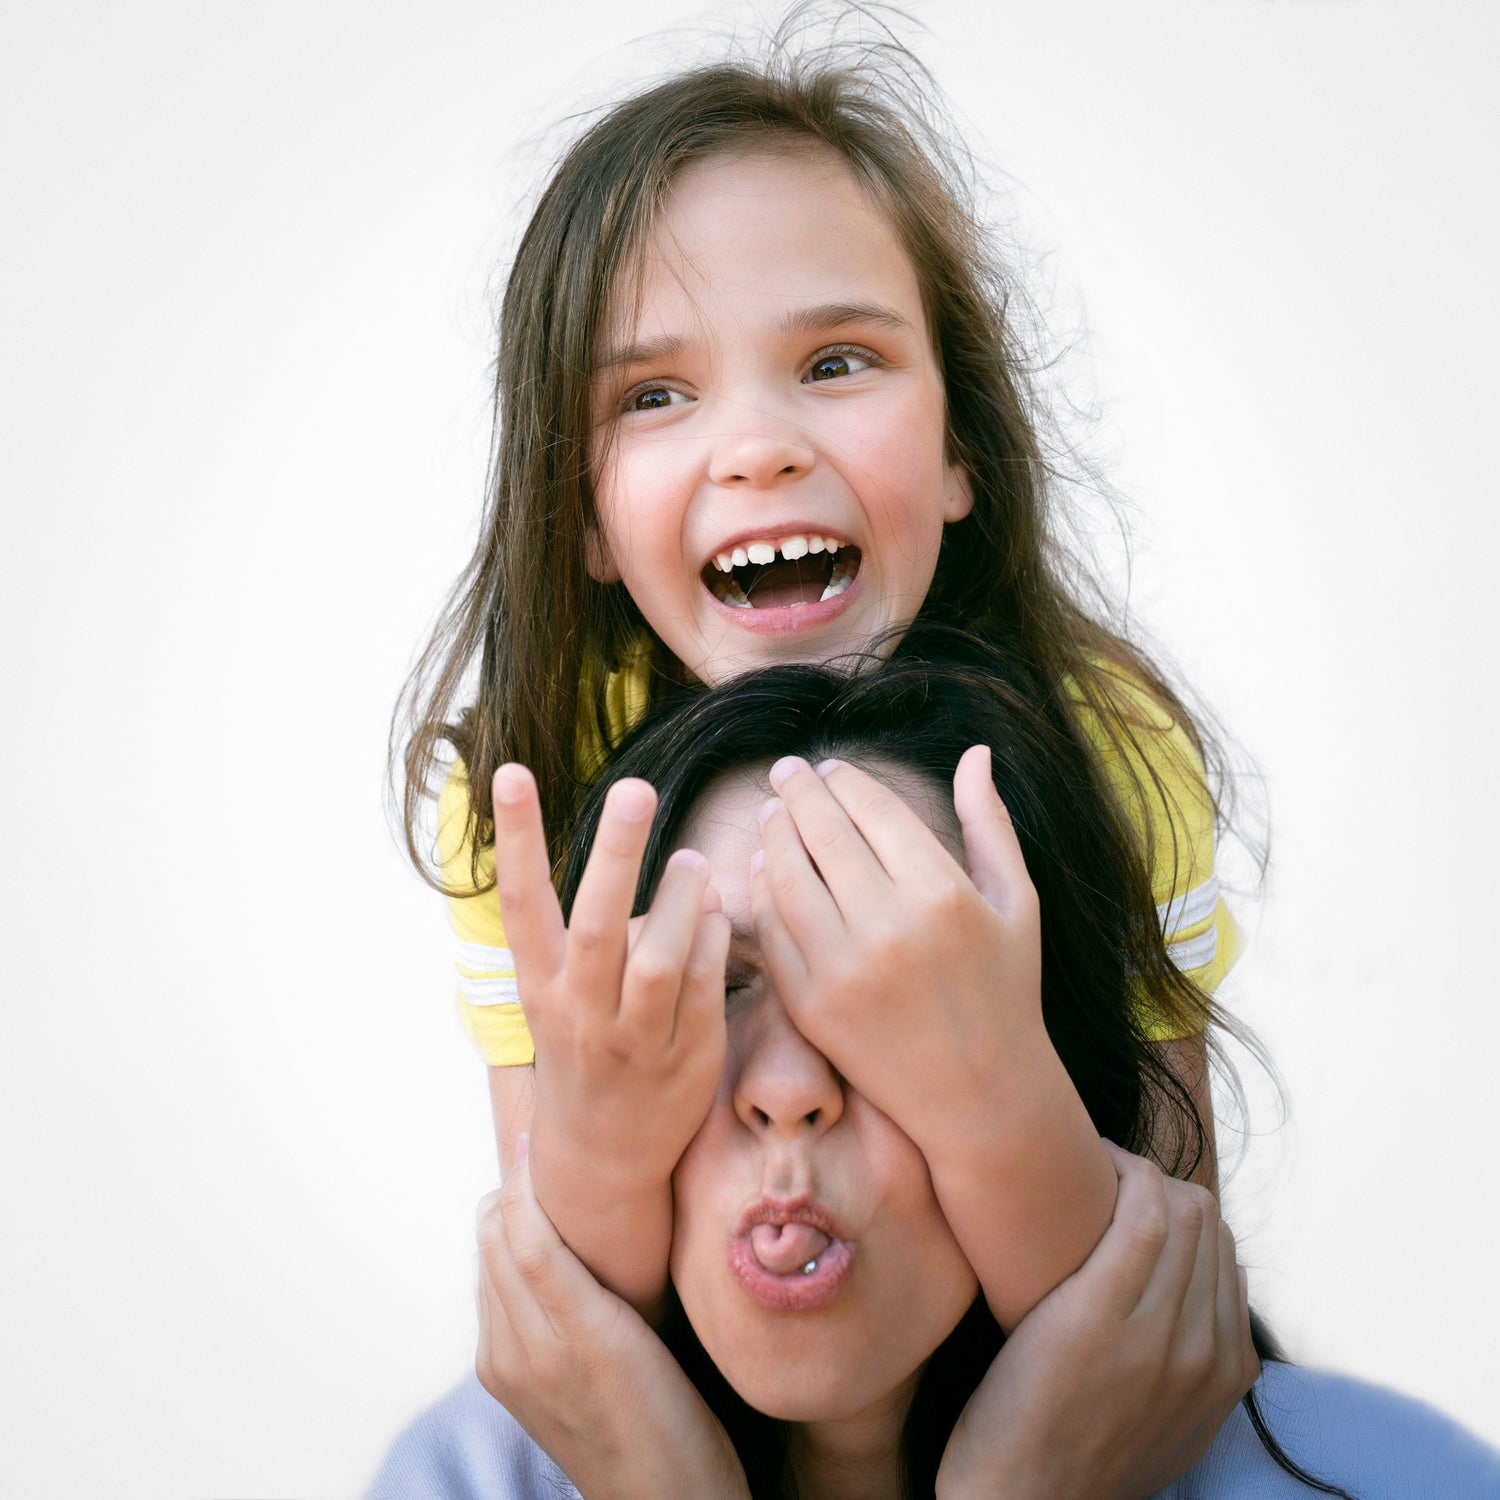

{"left": 942, "top": 462, "right": 975, "bottom": 524}
{"left": 585, "top": 526, "right": 621, "bottom": 584}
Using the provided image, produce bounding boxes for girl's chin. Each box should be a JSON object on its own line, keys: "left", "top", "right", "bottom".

{"left": 686, "top": 601, "right": 896, "bottom": 686}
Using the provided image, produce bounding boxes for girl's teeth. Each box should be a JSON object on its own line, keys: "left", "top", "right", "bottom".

{"left": 719, "top": 575, "right": 752, "bottom": 608}
{"left": 818, "top": 554, "right": 856, "bottom": 603}
{"left": 707, "top": 534, "right": 852, "bottom": 585}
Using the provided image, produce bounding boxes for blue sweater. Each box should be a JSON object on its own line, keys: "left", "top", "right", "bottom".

{"left": 364, "top": 1361, "right": 1500, "bottom": 1499}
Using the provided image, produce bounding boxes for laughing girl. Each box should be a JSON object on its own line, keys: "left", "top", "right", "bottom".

{"left": 396, "top": 19, "right": 1241, "bottom": 1460}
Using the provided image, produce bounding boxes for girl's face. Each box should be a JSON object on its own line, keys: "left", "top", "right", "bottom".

{"left": 669, "top": 769, "right": 978, "bottom": 1425}
{"left": 588, "top": 147, "right": 972, "bottom": 685}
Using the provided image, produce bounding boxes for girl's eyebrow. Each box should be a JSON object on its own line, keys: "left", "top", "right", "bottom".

{"left": 777, "top": 300, "right": 913, "bottom": 338}
{"left": 594, "top": 301, "right": 912, "bottom": 374}
{"left": 594, "top": 333, "right": 686, "bottom": 374}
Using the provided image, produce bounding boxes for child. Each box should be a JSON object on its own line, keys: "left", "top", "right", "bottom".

{"left": 398, "top": 42, "right": 1238, "bottom": 1329}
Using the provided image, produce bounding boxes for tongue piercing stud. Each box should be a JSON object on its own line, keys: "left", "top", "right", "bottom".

{"left": 801, "top": 1259, "right": 818, "bottom": 1275}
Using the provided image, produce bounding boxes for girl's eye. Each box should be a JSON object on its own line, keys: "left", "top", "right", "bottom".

{"left": 623, "top": 384, "right": 688, "bottom": 413}
{"left": 805, "top": 346, "right": 875, "bottom": 383}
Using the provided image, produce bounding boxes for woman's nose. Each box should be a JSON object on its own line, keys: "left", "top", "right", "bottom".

{"left": 705, "top": 409, "right": 816, "bottom": 489}
{"left": 732, "top": 991, "right": 844, "bottom": 1139}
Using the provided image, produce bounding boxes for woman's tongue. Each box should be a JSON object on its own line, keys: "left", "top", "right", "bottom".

{"left": 750, "top": 1221, "right": 833, "bottom": 1274}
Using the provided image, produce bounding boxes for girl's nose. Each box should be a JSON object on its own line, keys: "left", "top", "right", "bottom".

{"left": 706, "top": 415, "right": 816, "bottom": 489}
{"left": 731, "top": 990, "right": 844, "bottom": 1139}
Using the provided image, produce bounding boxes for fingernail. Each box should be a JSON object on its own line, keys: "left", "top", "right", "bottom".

{"left": 513, "top": 1132, "right": 530, "bottom": 1167}
{"left": 493, "top": 764, "right": 529, "bottom": 804}
{"left": 768, "top": 756, "right": 805, "bottom": 788}
{"left": 757, "top": 797, "right": 781, "bottom": 827}
{"left": 610, "top": 781, "right": 654, "bottom": 822}
{"left": 750, "top": 848, "right": 765, "bottom": 874}
{"left": 667, "top": 847, "right": 706, "bottom": 872}
{"left": 814, "top": 758, "right": 842, "bottom": 778}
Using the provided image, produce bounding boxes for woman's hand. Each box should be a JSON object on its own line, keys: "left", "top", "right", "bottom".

{"left": 492, "top": 764, "right": 730, "bottom": 1316}
{"left": 751, "top": 750, "right": 1117, "bottom": 1330}
{"left": 475, "top": 1141, "right": 750, "bottom": 1500}
{"left": 935, "top": 1144, "right": 1259, "bottom": 1500}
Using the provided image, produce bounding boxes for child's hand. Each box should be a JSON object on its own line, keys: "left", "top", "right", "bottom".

{"left": 476, "top": 1140, "right": 751, "bottom": 1500}
{"left": 750, "top": 749, "right": 1043, "bottom": 1153}
{"left": 491, "top": 765, "right": 730, "bottom": 1316}
{"left": 752, "top": 749, "right": 1117, "bottom": 1330}
{"left": 935, "top": 1144, "right": 1258, "bottom": 1500}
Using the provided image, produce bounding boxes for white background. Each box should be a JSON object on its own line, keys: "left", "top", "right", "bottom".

{"left": 3, "top": 2, "right": 1497, "bottom": 1495}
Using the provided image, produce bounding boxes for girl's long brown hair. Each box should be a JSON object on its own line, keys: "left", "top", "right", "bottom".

{"left": 394, "top": 14, "right": 1243, "bottom": 1022}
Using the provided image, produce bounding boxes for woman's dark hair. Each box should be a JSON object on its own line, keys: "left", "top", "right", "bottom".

{"left": 394, "top": 12, "right": 1234, "bottom": 925}
{"left": 559, "top": 628, "right": 1351, "bottom": 1499}
{"left": 564, "top": 626, "right": 1202, "bottom": 1170}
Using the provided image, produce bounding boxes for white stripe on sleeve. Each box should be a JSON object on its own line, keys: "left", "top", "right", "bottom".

{"left": 1165, "top": 926, "right": 1219, "bottom": 973}
{"left": 455, "top": 940, "right": 516, "bottom": 977}
{"left": 458, "top": 975, "right": 522, "bottom": 1007}
{"left": 1156, "top": 877, "right": 1218, "bottom": 938}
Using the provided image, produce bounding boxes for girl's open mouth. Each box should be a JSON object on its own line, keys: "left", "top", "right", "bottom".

{"left": 702, "top": 535, "right": 862, "bottom": 611}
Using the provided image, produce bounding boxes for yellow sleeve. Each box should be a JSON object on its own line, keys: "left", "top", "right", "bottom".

{"left": 1085, "top": 678, "right": 1243, "bottom": 1040}
{"left": 437, "top": 649, "right": 649, "bottom": 1065}
{"left": 438, "top": 763, "right": 535, "bottom": 1067}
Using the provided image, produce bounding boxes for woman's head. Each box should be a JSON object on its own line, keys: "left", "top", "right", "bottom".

{"left": 559, "top": 631, "right": 1206, "bottom": 1482}
{"left": 664, "top": 760, "right": 979, "bottom": 1424}
{"left": 564, "top": 631, "right": 1182, "bottom": 1162}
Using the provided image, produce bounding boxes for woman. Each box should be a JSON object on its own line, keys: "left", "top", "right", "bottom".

{"left": 369, "top": 640, "right": 1500, "bottom": 1497}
